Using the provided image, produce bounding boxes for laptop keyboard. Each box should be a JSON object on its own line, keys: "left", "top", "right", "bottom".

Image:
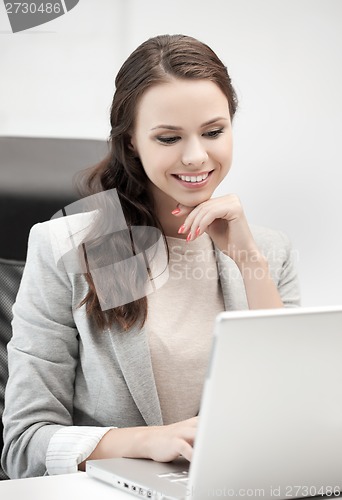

{"left": 158, "top": 471, "right": 189, "bottom": 485}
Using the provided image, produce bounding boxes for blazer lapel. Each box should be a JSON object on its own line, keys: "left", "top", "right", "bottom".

{"left": 107, "top": 322, "right": 163, "bottom": 427}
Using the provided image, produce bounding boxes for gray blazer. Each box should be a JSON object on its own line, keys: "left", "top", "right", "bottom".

{"left": 1, "top": 217, "right": 300, "bottom": 478}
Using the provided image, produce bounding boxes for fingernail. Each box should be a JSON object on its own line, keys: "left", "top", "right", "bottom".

{"left": 195, "top": 227, "right": 201, "bottom": 236}
{"left": 186, "top": 232, "right": 192, "bottom": 242}
{"left": 178, "top": 224, "right": 186, "bottom": 234}
{"left": 171, "top": 208, "right": 181, "bottom": 215}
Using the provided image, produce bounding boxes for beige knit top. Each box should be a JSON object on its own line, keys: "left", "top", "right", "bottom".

{"left": 146, "top": 233, "right": 225, "bottom": 425}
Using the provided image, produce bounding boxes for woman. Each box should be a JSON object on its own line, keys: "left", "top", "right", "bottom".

{"left": 1, "top": 34, "right": 300, "bottom": 478}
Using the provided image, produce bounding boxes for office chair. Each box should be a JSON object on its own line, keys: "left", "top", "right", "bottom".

{"left": 0, "top": 136, "right": 108, "bottom": 479}
{"left": 0, "top": 259, "right": 25, "bottom": 480}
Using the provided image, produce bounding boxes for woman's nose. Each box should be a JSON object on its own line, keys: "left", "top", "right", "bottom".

{"left": 181, "top": 138, "right": 209, "bottom": 167}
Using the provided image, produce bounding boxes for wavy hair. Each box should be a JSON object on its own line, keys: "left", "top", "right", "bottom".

{"left": 76, "top": 34, "right": 238, "bottom": 332}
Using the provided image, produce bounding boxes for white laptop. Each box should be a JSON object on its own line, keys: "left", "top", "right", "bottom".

{"left": 86, "top": 306, "right": 342, "bottom": 499}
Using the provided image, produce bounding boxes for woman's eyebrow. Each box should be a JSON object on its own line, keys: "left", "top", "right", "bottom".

{"left": 151, "top": 124, "right": 182, "bottom": 131}
{"left": 150, "top": 116, "right": 229, "bottom": 131}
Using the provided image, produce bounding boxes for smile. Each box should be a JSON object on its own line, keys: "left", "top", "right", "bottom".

{"left": 173, "top": 170, "right": 213, "bottom": 184}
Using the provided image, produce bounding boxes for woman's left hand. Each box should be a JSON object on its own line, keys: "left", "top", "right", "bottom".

{"left": 173, "top": 195, "right": 260, "bottom": 265}
{"left": 173, "top": 195, "right": 284, "bottom": 309}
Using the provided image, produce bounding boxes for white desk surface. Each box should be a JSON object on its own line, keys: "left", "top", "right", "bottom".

{"left": 0, "top": 471, "right": 133, "bottom": 500}
{"left": 1, "top": 471, "right": 340, "bottom": 500}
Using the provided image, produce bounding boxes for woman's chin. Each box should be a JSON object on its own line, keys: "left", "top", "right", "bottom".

{"left": 174, "top": 190, "right": 214, "bottom": 208}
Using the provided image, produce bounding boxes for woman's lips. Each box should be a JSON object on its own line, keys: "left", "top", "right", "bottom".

{"left": 172, "top": 170, "right": 214, "bottom": 188}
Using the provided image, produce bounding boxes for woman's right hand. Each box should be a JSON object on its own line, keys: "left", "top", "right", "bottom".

{"left": 80, "top": 416, "right": 198, "bottom": 470}
{"left": 142, "top": 416, "right": 198, "bottom": 462}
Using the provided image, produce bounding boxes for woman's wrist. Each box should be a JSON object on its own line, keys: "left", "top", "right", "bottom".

{"left": 227, "top": 243, "right": 266, "bottom": 269}
{"left": 235, "top": 251, "right": 268, "bottom": 272}
{"left": 78, "top": 426, "right": 152, "bottom": 470}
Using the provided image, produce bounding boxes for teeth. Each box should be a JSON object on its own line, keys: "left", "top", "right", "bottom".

{"left": 177, "top": 172, "right": 210, "bottom": 183}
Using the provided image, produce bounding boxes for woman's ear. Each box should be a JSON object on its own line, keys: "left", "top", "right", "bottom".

{"left": 128, "top": 141, "right": 139, "bottom": 160}
{"left": 127, "top": 133, "right": 137, "bottom": 154}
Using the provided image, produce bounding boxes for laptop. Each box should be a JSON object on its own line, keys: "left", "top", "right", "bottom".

{"left": 86, "top": 306, "right": 342, "bottom": 499}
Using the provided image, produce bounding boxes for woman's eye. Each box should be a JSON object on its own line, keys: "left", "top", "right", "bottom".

{"left": 204, "top": 128, "right": 224, "bottom": 138}
{"left": 156, "top": 136, "right": 180, "bottom": 145}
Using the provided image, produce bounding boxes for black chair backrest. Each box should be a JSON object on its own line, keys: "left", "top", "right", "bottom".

{"left": 0, "top": 136, "right": 109, "bottom": 261}
{"left": 0, "top": 258, "right": 25, "bottom": 480}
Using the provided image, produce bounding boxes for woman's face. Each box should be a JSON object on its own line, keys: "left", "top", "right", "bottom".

{"left": 130, "top": 78, "right": 233, "bottom": 210}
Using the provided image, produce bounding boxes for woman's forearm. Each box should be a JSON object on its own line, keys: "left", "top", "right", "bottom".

{"left": 78, "top": 417, "right": 197, "bottom": 471}
{"left": 237, "top": 253, "right": 284, "bottom": 309}
{"left": 78, "top": 427, "right": 149, "bottom": 471}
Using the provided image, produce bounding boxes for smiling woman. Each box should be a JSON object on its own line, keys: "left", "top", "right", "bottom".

{"left": 1, "top": 34, "right": 300, "bottom": 479}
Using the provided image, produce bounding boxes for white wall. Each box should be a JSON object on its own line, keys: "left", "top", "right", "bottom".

{"left": 1, "top": 0, "right": 341, "bottom": 306}
{"left": 0, "top": 0, "right": 125, "bottom": 138}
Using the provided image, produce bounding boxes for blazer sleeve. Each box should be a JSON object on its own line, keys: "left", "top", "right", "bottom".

{"left": 250, "top": 225, "right": 301, "bottom": 308}
{"left": 1, "top": 222, "right": 81, "bottom": 478}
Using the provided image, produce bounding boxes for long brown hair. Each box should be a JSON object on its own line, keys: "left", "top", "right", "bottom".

{"left": 76, "top": 34, "right": 238, "bottom": 332}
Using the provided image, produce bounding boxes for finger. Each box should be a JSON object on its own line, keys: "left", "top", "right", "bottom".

{"left": 171, "top": 203, "right": 193, "bottom": 217}
{"left": 177, "top": 204, "right": 207, "bottom": 237}
{"left": 187, "top": 202, "right": 231, "bottom": 241}
{"left": 184, "top": 204, "right": 217, "bottom": 241}
{"left": 177, "top": 439, "right": 194, "bottom": 462}
{"left": 189, "top": 211, "right": 221, "bottom": 241}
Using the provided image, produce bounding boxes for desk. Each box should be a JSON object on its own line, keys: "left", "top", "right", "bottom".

{"left": 0, "top": 472, "right": 133, "bottom": 500}
{"left": 1, "top": 473, "right": 340, "bottom": 500}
